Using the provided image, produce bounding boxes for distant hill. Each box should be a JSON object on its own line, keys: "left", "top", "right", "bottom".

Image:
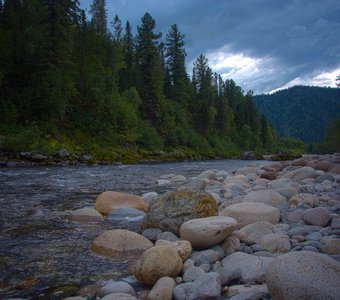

{"left": 253, "top": 86, "right": 340, "bottom": 144}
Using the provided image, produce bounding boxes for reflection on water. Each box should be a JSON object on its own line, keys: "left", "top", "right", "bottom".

{"left": 0, "top": 159, "right": 267, "bottom": 298}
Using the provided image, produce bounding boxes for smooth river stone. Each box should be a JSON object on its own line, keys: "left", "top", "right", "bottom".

{"left": 220, "top": 202, "right": 280, "bottom": 228}
{"left": 266, "top": 251, "right": 340, "bottom": 300}
{"left": 95, "top": 191, "right": 148, "bottom": 215}
{"left": 179, "top": 216, "right": 237, "bottom": 249}
{"left": 91, "top": 229, "right": 153, "bottom": 258}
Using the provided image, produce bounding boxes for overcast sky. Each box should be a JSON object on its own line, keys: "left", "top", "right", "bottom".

{"left": 80, "top": 0, "right": 340, "bottom": 94}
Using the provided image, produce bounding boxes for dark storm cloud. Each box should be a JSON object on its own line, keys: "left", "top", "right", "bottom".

{"left": 80, "top": 0, "right": 340, "bottom": 93}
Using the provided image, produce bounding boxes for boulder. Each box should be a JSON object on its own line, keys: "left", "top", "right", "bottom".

{"left": 225, "top": 284, "right": 269, "bottom": 299}
{"left": 143, "top": 190, "right": 217, "bottom": 235}
{"left": 198, "top": 170, "right": 217, "bottom": 181}
{"left": 183, "top": 266, "right": 205, "bottom": 283}
{"left": 259, "top": 234, "right": 291, "bottom": 253}
{"left": 190, "top": 249, "right": 221, "bottom": 265}
{"left": 101, "top": 293, "right": 137, "bottom": 300}
{"left": 287, "top": 210, "right": 304, "bottom": 223}
{"left": 69, "top": 207, "right": 103, "bottom": 222}
{"left": 221, "top": 252, "right": 274, "bottom": 284}
{"left": 329, "top": 164, "right": 340, "bottom": 174}
{"left": 260, "top": 171, "right": 277, "bottom": 180}
{"left": 282, "top": 166, "right": 316, "bottom": 181}
{"left": 321, "top": 238, "right": 340, "bottom": 254}
{"left": 266, "top": 251, "right": 340, "bottom": 300}
{"left": 220, "top": 202, "right": 280, "bottom": 228}
{"left": 142, "top": 228, "right": 163, "bottom": 242}
{"left": 303, "top": 207, "right": 331, "bottom": 227}
{"left": 273, "top": 186, "right": 298, "bottom": 200}
{"left": 141, "top": 192, "right": 158, "bottom": 205}
{"left": 106, "top": 207, "right": 145, "bottom": 232}
{"left": 134, "top": 246, "right": 183, "bottom": 285}
{"left": 238, "top": 221, "right": 279, "bottom": 245}
{"left": 170, "top": 175, "right": 187, "bottom": 183}
{"left": 179, "top": 216, "right": 237, "bottom": 249}
{"left": 95, "top": 191, "right": 148, "bottom": 215}
{"left": 242, "top": 189, "right": 287, "bottom": 207}
{"left": 157, "top": 231, "right": 179, "bottom": 242}
{"left": 220, "top": 234, "right": 240, "bottom": 256}
{"left": 178, "top": 177, "right": 207, "bottom": 191}
{"left": 97, "top": 282, "right": 136, "bottom": 298}
{"left": 155, "top": 239, "right": 192, "bottom": 261}
{"left": 91, "top": 229, "right": 153, "bottom": 258}
{"left": 173, "top": 272, "right": 221, "bottom": 300}
{"left": 146, "top": 277, "right": 176, "bottom": 300}
{"left": 289, "top": 193, "right": 319, "bottom": 207}
{"left": 310, "top": 160, "right": 335, "bottom": 172}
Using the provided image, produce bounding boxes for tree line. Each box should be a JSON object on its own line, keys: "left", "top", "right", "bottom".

{"left": 0, "top": 0, "right": 299, "bottom": 161}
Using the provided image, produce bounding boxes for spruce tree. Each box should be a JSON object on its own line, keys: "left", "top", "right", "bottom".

{"left": 192, "top": 54, "right": 216, "bottom": 136}
{"left": 136, "top": 12, "right": 165, "bottom": 130}
{"left": 120, "top": 20, "right": 136, "bottom": 91}
{"left": 165, "top": 24, "right": 188, "bottom": 105}
{"left": 90, "top": 0, "right": 107, "bottom": 36}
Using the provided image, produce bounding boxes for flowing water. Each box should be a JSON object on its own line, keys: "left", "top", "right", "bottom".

{"left": 0, "top": 159, "right": 267, "bottom": 299}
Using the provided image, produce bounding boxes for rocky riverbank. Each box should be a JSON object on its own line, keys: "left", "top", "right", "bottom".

{"left": 7, "top": 154, "right": 340, "bottom": 300}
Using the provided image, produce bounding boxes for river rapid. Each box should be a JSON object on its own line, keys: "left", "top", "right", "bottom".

{"left": 0, "top": 159, "right": 268, "bottom": 299}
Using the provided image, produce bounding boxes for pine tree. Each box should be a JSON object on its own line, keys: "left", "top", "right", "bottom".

{"left": 136, "top": 12, "right": 165, "bottom": 130}
{"left": 119, "top": 20, "right": 136, "bottom": 91}
{"left": 165, "top": 24, "right": 188, "bottom": 104}
{"left": 90, "top": 0, "right": 107, "bottom": 36}
{"left": 192, "top": 54, "right": 216, "bottom": 136}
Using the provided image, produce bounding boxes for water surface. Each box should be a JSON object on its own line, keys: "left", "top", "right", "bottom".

{"left": 0, "top": 159, "right": 267, "bottom": 298}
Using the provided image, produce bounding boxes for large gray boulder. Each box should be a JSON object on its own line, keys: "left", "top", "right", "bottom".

{"left": 143, "top": 190, "right": 217, "bottom": 235}
{"left": 266, "top": 251, "right": 340, "bottom": 300}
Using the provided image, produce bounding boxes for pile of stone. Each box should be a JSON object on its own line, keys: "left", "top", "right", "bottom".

{"left": 64, "top": 154, "right": 340, "bottom": 300}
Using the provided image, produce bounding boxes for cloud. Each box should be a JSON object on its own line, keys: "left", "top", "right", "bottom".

{"left": 80, "top": 0, "right": 340, "bottom": 93}
{"left": 269, "top": 67, "right": 340, "bottom": 93}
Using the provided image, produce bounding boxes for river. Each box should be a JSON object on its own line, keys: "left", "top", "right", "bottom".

{"left": 0, "top": 159, "right": 268, "bottom": 299}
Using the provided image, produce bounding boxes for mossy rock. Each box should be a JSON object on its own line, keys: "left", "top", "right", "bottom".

{"left": 142, "top": 190, "right": 218, "bottom": 235}
{"left": 274, "top": 151, "right": 302, "bottom": 161}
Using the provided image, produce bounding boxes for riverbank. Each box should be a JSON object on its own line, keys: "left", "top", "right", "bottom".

{"left": 0, "top": 149, "right": 204, "bottom": 168}
{"left": 31, "top": 153, "right": 340, "bottom": 299}
{"left": 0, "top": 147, "right": 303, "bottom": 168}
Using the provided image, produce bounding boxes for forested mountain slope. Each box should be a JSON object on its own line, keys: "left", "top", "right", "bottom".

{"left": 254, "top": 86, "right": 340, "bottom": 144}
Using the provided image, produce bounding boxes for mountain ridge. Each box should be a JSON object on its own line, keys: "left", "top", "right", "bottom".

{"left": 253, "top": 85, "right": 340, "bottom": 144}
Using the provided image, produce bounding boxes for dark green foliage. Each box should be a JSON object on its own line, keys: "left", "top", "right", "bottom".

{"left": 254, "top": 86, "right": 340, "bottom": 144}
{"left": 0, "top": 1, "right": 298, "bottom": 161}
{"left": 316, "top": 119, "right": 340, "bottom": 153}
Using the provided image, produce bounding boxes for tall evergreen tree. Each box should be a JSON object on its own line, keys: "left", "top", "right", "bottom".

{"left": 119, "top": 20, "right": 136, "bottom": 91}
{"left": 165, "top": 24, "right": 188, "bottom": 104}
{"left": 136, "top": 12, "right": 165, "bottom": 130}
{"left": 89, "top": 0, "right": 107, "bottom": 36}
{"left": 192, "top": 54, "right": 216, "bottom": 136}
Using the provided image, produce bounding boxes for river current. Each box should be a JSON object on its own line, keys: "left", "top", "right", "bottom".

{"left": 0, "top": 159, "right": 267, "bottom": 299}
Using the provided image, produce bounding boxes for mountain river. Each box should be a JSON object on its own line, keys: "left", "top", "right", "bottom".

{"left": 0, "top": 159, "right": 268, "bottom": 299}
